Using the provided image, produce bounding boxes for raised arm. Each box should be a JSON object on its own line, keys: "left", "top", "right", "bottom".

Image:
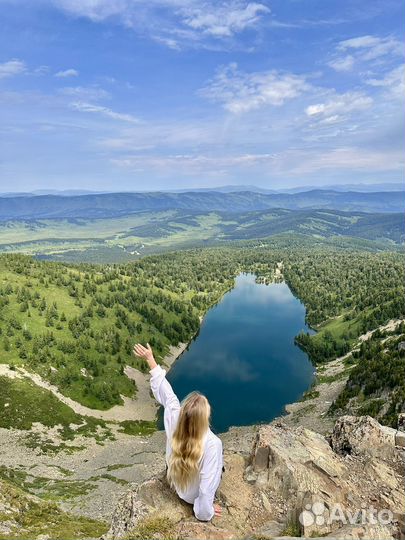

{"left": 133, "top": 343, "right": 180, "bottom": 436}
{"left": 133, "top": 343, "right": 157, "bottom": 371}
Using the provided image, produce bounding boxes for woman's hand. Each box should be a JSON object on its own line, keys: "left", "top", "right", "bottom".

{"left": 214, "top": 504, "right": 222, "bottom": 517}
{"left": 133, "top": 343, "right": 157, "bottom": 370}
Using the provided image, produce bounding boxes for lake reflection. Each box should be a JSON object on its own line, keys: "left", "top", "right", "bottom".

{"left": 161, "top": 273, "right": 314, "bottom": 432}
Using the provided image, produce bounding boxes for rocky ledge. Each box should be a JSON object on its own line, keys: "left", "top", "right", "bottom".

{"left": 103, "top": 416, "right": 405, "bottom": 540}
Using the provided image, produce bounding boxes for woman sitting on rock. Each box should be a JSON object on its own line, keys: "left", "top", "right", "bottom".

{"left": 134, "top": 342, "right": 223, "bottom": 522}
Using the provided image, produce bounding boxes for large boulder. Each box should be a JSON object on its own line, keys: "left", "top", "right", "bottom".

{"left": 248, "top": 418, "right": 404, "bottom": 538}
{"left": 330, "top": 415, "right": 397, "bottom": 459}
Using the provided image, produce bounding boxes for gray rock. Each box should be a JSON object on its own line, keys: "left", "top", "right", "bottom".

{"left": 104, "top": 416, "right": 405, "bottom": 539}
{"left": 330, "top": 415, "right": 396, "bottom": 459}
{"left": 395, "top": 430, "right": 405, "bottom": 448}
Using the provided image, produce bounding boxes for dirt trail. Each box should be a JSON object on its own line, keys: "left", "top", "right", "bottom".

{"left": 0, "top": 343, "right": 187, "bottom": 422}
{"left": 357, "top": 318, "right": 404, "bottom": 342}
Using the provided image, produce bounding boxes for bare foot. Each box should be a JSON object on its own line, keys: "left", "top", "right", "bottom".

{"left": 214, "top": 503, "right": 222, "bottom": 517}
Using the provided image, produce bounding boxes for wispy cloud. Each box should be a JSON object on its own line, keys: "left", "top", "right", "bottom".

{"left": 70, "top": 101, "right": 140, "bottom": 123}
{"left": 200, "top": 63, "right": 310, "bottom": 113}
{"left": 50, "top": 0, "right": 129, "bottom": 21}
{"left": 1, "top": 1, "right": 403, "bottom": 190}
{"left": 328, "top": 34, "right": 404, "bottom": 72}
{"left": 59, "top": 85, "right": 110, "bottom": 101}
{"left": 55, "top": 68, "right": 79, "bottom": 77}
{"left": 48, "top": 0, "right": 270, "bottom": 49}
{"left": 366, "top": 64, "right": 405, "bottom": 99}
{"left": 337, "top": 35, "right": 403, "bottom": 59}
{"left": 110, "top": 145, "right": 404, "bottom": 179}
{"left": 180, "top": 2, "right": 270, "bottom": 37}
{"left": 112, "top": 152, "right": 274, "bottom": 169}
{"left": 281, "top": 147, "right": 404, "bottom": 175}
{"left": 0, "top": 59, "right": 26, "bottom": 79}
{"left": 305, "top": 91, "right": 373, "bottom": 120}
{"left": 327, "top": 55, "right": 354, "bottom": 72}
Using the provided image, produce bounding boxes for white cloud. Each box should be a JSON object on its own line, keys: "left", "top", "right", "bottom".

{"left": 55, "top": 68, "right": 79, "bottom": 77}
{"left": 0, "top": 59, "right": 26, "bottom": 79}
{"left": 34, "top": 65, "right": 50, "bottom": 75}
{"left": 329, "top": 35, "right": 404, "bottom": 72}
{"left": 337, "top": 35, "right": 403, "bottom": 59}
{"left": 50, "top": 0, "right": 129, "bottom": 21}
{"left": 200, "top": 63, "right": 310, "bottom": 113}
{"left": 305, "top": 91, "right": 373, "bottom": 118}
{"left": 181, "top": 2, "right": 270, "bottom": 37}
{"left": 366, "top": 64, "right": 405, "bottom": 100}
{"left": 49, "top": 0, "right": 270, "bottom": 49}
{"left": 70, "top": 101, "right": 140, "bottom": 123}
{"left": 327, "top": 55, "right": 354, "bottom": 72}
{"left": 59, "top": 85, "right": 110, "bottom": 100}
{"left": 98, "top": 119, "right": 220, "bottom": 151}
{"left": 152, "top": 35, "right": 181, "bottom": 50}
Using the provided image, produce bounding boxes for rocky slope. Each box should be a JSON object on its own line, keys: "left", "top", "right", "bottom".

{"left": 0, "top": 477, "right": 107, "bottom": 539}
{"left": 104, "top": 416, "right": 405, "bottom": 540}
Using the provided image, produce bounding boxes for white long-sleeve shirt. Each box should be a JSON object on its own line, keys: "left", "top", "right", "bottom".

{"left": 150, "top": 364, "right": 223, "bottom": 521}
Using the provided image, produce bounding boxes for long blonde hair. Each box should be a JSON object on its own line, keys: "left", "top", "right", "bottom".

{"left": 167, "top": 391, "right": 210, "bottom": 491}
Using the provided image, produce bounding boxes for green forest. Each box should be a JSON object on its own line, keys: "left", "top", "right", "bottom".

{"left": 1, "top": 237, "right": 404, "bottom": 428}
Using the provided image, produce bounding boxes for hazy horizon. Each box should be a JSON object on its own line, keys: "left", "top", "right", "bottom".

{"left": 1, "top": 180, "right": 404, "bottom": 196}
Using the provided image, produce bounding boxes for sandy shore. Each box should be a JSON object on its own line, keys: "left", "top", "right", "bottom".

{"left": 161, "top": 342, "right": 188, "bottom": 368}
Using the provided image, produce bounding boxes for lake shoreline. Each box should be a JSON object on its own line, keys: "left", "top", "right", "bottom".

{"left": 161, "top": 272, "right": 314, "bottom": 432}
{"left": 159, "top": 278, "right": 236, "bottom": 372}
{"left": 161, "top": 342, "right": 189, "bottom": 369}
{"left": 158, "top": 267, "right": 320, "bottom": 432}
{"left": 160, "top": 266, "right": 289, "bottom": 374}
{"left": 0, "top": 270, "right": 316, "bottom": 430}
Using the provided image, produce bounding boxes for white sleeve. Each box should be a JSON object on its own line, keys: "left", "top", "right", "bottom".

{"left": 193, "top": 438, "right": 223, "bottom": 521}
{"left": 150, "top": 365, "right": 180, "bottom": 438}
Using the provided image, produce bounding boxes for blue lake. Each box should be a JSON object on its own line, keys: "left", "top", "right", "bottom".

{"left": 161, "top": 273, "right": 315, "bottom": 433}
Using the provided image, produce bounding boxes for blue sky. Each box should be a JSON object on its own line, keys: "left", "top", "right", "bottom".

{"left": 0, "top": 0, "right": 404, "bottom": 192}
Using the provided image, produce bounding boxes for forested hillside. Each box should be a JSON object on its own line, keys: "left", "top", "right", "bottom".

{"left": 288, "top": 250, "right": 405, "bottom": 361}
{"left": 0, "top": 253, "right": 234, "bottom": 410}
{"left": 331, "top": 323, "right": 405, "bottom": 427}
{"left": 0, "top": 208, "right": 402, "bottom": 262}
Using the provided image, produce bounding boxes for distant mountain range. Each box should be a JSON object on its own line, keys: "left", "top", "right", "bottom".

{"left": 172, "top": 182, "right": 405, "bottom": 194}
{"left": 1, "top": 182, "right": 404, "bottom": 197}
{"left": 0, "top": 189, "right": 404, "bottom": 220}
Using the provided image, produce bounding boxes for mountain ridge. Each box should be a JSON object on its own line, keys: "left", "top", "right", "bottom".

{"left": 2, "top": 182, "right": 404, "bottom": 197}
{"left": 0, "top": 189, "right": 403, "bottom": 221}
